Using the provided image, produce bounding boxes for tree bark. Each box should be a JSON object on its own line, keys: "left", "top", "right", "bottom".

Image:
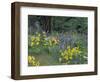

{"left": 41, "top": 16, "right": 51, "bottom": 33}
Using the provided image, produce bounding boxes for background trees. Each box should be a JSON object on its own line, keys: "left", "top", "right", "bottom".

{"left": 28, "top": 15, "right": 87, "bottom": 35}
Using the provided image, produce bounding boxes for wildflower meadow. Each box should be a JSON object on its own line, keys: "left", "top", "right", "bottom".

{"left": 28, "top": 15, "right": 88, "bottom": 66}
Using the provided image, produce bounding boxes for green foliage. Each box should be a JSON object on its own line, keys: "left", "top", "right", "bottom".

{"left": 28, "top": 15, "right": 87, "bottom": 34}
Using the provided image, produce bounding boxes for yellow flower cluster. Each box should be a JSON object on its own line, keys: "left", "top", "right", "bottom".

{"left": 31, "top": 33, "right": 41, "bottom": 47}
{"left": 48, "top": 37, "right": 59, "bottom": 46}
{"left": 30, "top": 32, "right": 59, "bottom": 47}
{"left": 28, "top": 55, "right": 40, "bottom": 66}
{"left": 59, "top": 46, "right": 81, "bottom": 63}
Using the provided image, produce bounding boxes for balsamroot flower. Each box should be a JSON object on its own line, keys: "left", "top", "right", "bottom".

{"left": 59, "top": 46, "right": 81, "bottom": 64}
{"left": 28, "top": 55, "right": 40, "bottom": 66}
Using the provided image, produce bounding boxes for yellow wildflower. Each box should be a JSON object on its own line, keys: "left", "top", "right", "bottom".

{"left": 28, "top": 56, "right": 32, "bottom": 63}
{"left": 28, "top": 55, "right": 40, "bottom": 66}
{"left": 31, "top": 42, "right": 34, "bottom": 46}
{"left": 31, "top": 36, "right": 35, "bottom": 41}
{"left": 36, "top": 42, "right": 39, "bottom": 45}
{"left": 59, "top": 46, "right": 81, "bottom": 63}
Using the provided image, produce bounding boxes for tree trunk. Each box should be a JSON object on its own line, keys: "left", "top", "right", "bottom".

{"left": 41, "top": 16, "right": 51, "bottom": 33}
